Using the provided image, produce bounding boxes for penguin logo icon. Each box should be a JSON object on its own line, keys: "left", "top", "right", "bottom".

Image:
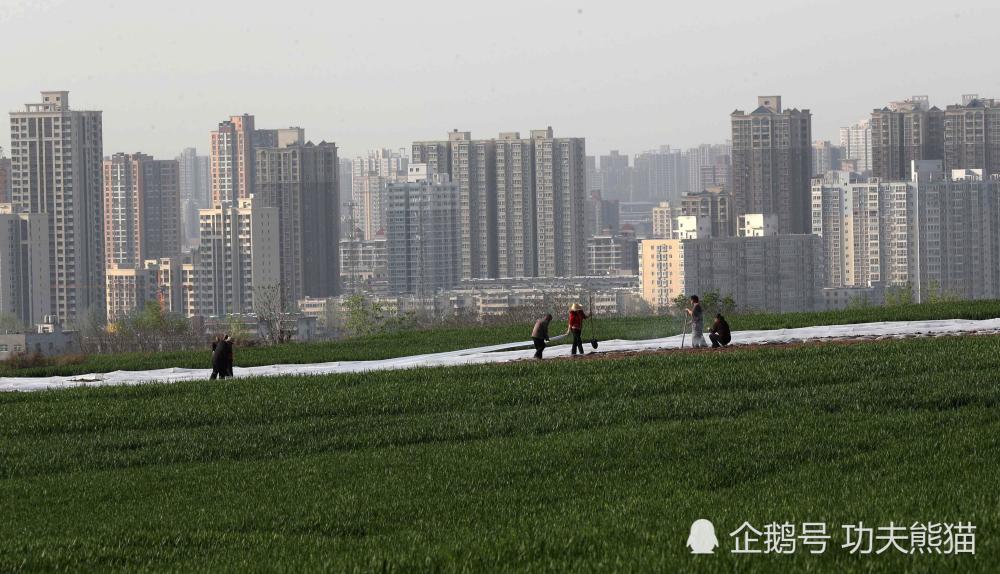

{"left": 687, "top": 519, "right": 719, "bottom": 554}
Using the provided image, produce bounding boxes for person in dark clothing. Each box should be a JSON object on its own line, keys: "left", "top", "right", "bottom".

{"left": 210, "top": 335, "right": 227, "bottom": 380}
{"left": 567, "top": 303, "right": 590, "bottom": 356}
{"left": 709, "top": 314, "right": 731, "bottom": 348}
{"left": 531, "top": 314, "right": 553, "bottom": 359}
{"left": 223, "top": 335, "right": 235, "bottom": 377}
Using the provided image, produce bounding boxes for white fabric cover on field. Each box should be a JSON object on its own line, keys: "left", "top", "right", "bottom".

{"left": 2, "top": 318, "right": 999, "bottom": 393}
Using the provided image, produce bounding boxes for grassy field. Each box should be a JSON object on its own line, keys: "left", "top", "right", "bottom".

{"left": 1, "top": 334, "right": 997, "bottom": 572}
{"left": 4, "top": 299, "right": 1000, "bottom": 378}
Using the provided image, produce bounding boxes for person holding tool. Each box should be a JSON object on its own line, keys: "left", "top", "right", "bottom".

{"left": 531, "top": 314, "right": 553, "bottom": 359}
{"left": 568, "top": 303, "right": 589, "bottom": 356}
{"left": 685, "top": 295, "right": 707, "bottom": 348}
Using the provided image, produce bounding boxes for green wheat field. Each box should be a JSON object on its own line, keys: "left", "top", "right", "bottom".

{"left": 1, "top": 303, "right": 998, "bottom": 572}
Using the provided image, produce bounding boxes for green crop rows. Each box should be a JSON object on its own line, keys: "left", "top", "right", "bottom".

{"left": 4, "top": 300, "right": 1000, "bottom": 378}
{"left": 1, "top": 334, "right": 997, "bottom": 572}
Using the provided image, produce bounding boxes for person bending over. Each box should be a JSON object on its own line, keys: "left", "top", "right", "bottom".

{"left": 531, "top": 314, "right": 553, "bottom": 359}
{"left": 709, "top": 314, "right": 731, "bottom": 348}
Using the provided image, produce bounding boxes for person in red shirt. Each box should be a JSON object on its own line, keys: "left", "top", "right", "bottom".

{"left": 567, "top": 303, "right": 589, "bottom": 356}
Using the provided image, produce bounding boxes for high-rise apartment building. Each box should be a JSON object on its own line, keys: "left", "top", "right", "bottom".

{"left": 102, "top": 153, "right": 181, "bottom": 270}
{"left": 181, "top": 255, "right": 196, "bottom": 318}
{"left": 811, "top": 165, "right": 1000, "bottom": 302}
{"left": 340, "top": 232, "right": 388, "bottom": 295}
{"left": 253, "top": 127, "right": 305, "bottom": 149}
{"left": 255, "top": 142, "right": 341, "bottom": 307}
{"left": 585, "top": 155, "right": 600, "bottom": 193}
{"left": 839, "top": 119, "right": 872, "bottom": 174}
{"left": 195, "top": 197, "right": 280, "bottom": 316}
{"left": 177, "top": 148, "right": 210, "bottom": 246}
{"left": 686, "top": 143, "right": 731, "bottom": 195}
{"left": 411, "top": 139, "right": 452, "bottom": 175}
{"left": 731, "top": 96, "right": 813, "bottom": 234}
{"left": 177, "top": 148, "right": 211, "bottom": 207}
{"left": 351, "top": 175, "right": 388, "bottom": 241}
{"left": 649, "top": 188, "right": 733, "bottom": 240}
{"left": 384, "top": 165, "right": 460, "bottom": 295}
{"left": 9, "top": 91, "right": 104, "bottom": 324}
{"left": 413, "top": 131, "right": 497, "bottom": 279}
{"left": 351, "top": 149, "right": 408, "bottom": 241}
{"left": 139, "top": 157, "right": 181, "bottom": 261}
{"left": 533, "top": 128, "right": 587, "bottom": 277}
{"left": 584, "top": 191, "right": 620, "bottom": 238}
{"left": 651, "top": 202, "right": 677, "bottom": 239}
{"left": 812, "top": 141, "right": 844, "bottom": 176}
{"left": 812, "top": 170, "right": 924, "bottom": 292}
{"left": 943, "top": 96, "right": 1000, "bottom": 176}
{"left": 339, "top": 157, "right": 353, "bottom": 238}
{"left": 681, "top": 188, "right": 733, "bottom": 238}
{"left": 0, "top": 152, "right": 11, "bottom": 204}
{"left": 599, "top": 150, "right": 631, "bottom": 200}
{"left": 870, "top": 96, "right": 943, "bottom": 181}
{"left": 453, "top": 131, "right": 496, "bottom": 279}
{"left": 105, "top": 265, "right": 148, "bottom": 323}
{"left": 412, "top": 127, "right": 588, "bottom": 279}
{"left": 495, "top": 133, "right": 537, "bottom": 278}
{"left": 0, "top": 205, "right": 50, "bottom": 326}
{"left": 353, "top": 148, "right": 408, "bottom": 180}
{"left": 103, "top": 154, "right": 142, "bottom": 269}
{"left": 633, "top": 147, "right": 687, "bottom": 202}
{"left": 210, "top": 114, "right": 256, "bottom": 205}
{"left": 586, "top": 235, "right": 638, "bottom": 276}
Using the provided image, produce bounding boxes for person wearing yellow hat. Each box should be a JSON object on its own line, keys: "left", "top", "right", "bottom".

{"left": 567, "top": 302, "right": 589, "bottom": 356}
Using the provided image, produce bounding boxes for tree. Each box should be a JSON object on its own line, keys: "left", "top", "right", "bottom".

{"left": 252, "top": 283, "right": 290, "bottom": 345}
{"left": 671, "top": 293, "right": 689, "bottom": 316}
{"left": 224, "top": 315, "right": 250, "bottom": 344}
{"left": 720, "top": 295, "right": 736, "bottom": 316}
{"left": 884, "top": 283, "right": 914, "bottom": 307}
{"left": 343, "top": 294, "right": 389, "bottom": 338}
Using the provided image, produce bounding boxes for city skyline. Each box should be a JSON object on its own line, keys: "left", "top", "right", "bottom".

{"left": 2, "top": 1, "right": 998, "bottom": 159}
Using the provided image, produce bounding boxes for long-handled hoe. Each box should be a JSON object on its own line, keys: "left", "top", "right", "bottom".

{"left": 680, "top": 312, "right": 690, "bottom": 350}
{"left": 588, "top": 294, "right": 599, "bottom": 351}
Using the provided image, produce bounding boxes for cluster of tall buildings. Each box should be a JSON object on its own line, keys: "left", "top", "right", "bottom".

{"left": 346, "top": 127, "right": 590, "bottom": 296}
{"left": 637, "top": 94, "right": 1000, "bottom": 313}
{"left": 1, "top": 92, "right": 341, "bottom": 327}
{"left": 837, "top": 94, "right": 1000, "bottom": 182}
{"left": 6, "top": 88, "right": 1000, "bottom": 331}
{"left": 589, "top": 144, "right": 731, "bottom": 204}
{"left": 813, "top": 164, "right": 1000, "bottom": 302}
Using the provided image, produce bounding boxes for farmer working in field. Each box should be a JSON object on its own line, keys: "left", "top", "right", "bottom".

{"left": 531, "top": 314, "right": 553, "bottom": 359}
{"left": 686, "top": 295, "right": 707, "bottom": 348}
{"left": 210, "top": 334, "right": 234, "bottom": 380}
{"left": 709, "top": 314, "right": 731, "bottom": 348}
{"left": 567, "top": 303, "right": 589, "bottom": 356}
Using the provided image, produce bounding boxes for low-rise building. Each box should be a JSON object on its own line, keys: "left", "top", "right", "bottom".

{"left": 0, "top": 320, "right": 78, "bottom": 360}
{"left": 640, "top": 229, "right": 823, "bottom": 313}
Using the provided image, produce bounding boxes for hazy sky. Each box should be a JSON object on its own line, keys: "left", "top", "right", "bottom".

{"left": 1, "top": 0, "right": 998, "bottom": 160}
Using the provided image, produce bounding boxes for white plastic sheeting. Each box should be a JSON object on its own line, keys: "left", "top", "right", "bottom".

{"left": 2, "top": 318, "right": 998, "bottom": 393}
